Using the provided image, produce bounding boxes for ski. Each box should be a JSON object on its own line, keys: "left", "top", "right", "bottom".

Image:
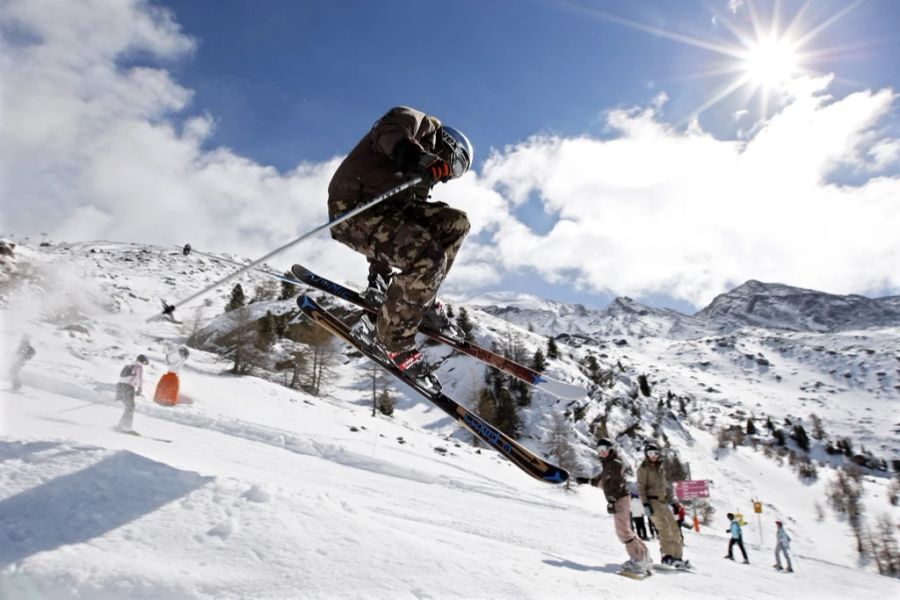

{"left": 291, "top": 264, "right": 587, "bottom": 400}
{"left": 297, "top": 294, "right": 568, "bottom": 484}
{"left": 114, "top": 428, "right": 173, "bottom": 443}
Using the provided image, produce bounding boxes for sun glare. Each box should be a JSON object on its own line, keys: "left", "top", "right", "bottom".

{"left": 742, "top": 36, "right": 799, "bottom": 90}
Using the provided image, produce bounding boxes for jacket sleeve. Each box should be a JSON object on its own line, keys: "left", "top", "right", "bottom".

{"left": 370, "top": 106, "right": 441, "bottom": 159}
{"left": 636, "top": 465, "right": 648, "bottom": 503}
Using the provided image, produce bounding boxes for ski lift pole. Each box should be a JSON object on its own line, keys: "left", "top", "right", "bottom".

{"left": 150, "top": 177, "right": 422, "bottom": 322}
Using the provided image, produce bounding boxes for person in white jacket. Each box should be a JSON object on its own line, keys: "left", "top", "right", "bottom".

{"left": 774, "top": 520, "right": 794, "bottom": 572}
{"left": 116, "top": 354, "right": 148, "bottom": 433}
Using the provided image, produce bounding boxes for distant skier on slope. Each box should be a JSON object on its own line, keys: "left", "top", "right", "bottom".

{"left": 725, "top": 512, "right": 750, "bottom": 564}
{"left": 637, "top": 443, "right": 690, "bottom": 568}
{"left": 115, "top": 354, "right": 148, "bottom": 433}
{"left": 326, "top": 106, "right": 473, "bottom": 380}
{"left": 774, "top": 520, "right": 794, "bottom": 572}
{"left": 579, "top": 438, "right": 651, "bottom": 576}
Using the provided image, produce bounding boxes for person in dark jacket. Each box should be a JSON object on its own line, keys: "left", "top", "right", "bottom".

{"left": 580, "top": 438, "right": 650, "bottom": 575}
{"left": 9, "top": 334, "right": 35, "bottom": 391}
{"left": 327, "top": 106, "right": 473, "bottom": 380}
{"left": 725, "top": 512, "right": 750, "bottom": 564}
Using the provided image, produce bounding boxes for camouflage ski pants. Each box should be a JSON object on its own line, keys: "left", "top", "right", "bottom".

{"left": 331, "top": 196, "right": 470, "bottom": 351}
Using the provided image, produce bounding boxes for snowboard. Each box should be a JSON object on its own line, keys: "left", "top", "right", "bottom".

{"left": 297, "top": 294, "right": 568, "bottom": 484}
{"left": 291, "top": 264, "right": 587, "bottom": 399}
{"left": 616, "top": 570, "right": 651, "bottom": 580}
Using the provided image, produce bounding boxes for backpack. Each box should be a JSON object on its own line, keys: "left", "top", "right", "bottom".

{"left": 120, "top": 364, "right": 136, "bottom": 378}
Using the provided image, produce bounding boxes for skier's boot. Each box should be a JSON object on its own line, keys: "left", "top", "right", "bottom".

{"left": 621, "top": 560, "right": 646, "bottom": 575}
{"left": 363, "top": 272, "right": 391, "bottom": 306}
{"left": 386, "top": 346, "right": 440, "bottom": 391}
{"left": 420, "top": 300, "right": 465, "bottom": 341}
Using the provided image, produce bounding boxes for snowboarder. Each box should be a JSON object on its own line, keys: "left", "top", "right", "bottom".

{"left": 585, "top": 438, "right": 651, "bottom": 575}
{"left": 326, "top": 106, "right": 473, "bottom": 379}
{"left": 9, "top": 334, "right": 35, "bottom": 391}
{"left": 774, "top": 520, "right": 793, "bottom": 572}
{"left": 116, "top": 354, "right": 148, "bottom": 433}
{"left": 637, "top": 443, "right": 689, "bottom": 568}
{"left": 725, "top": 512, "right": 750, "bottom": 564}
{"left": 631, "top": 492, "right": 650, "bottom": 541}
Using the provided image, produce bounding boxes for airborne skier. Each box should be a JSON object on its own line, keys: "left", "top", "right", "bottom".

{"left": 326, "top": 106, "right": 473, "bottom": 380}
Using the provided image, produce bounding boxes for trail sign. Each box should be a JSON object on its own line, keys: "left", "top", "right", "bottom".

{"left": 675, "top": 480, "right": 709, "bottom": 500}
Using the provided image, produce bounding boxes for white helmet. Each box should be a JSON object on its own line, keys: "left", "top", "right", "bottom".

{"left": 439, "top": 126, "right": 474, "bottom": 178}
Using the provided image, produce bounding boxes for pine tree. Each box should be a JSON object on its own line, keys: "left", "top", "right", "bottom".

{"left": 746, "top": 417, "right": 758, "bottom": 436}
{"left": 456, "top": 307, "right": 474, "bottom": 341}
{"left": 226, "top": 283, "right": 246, "bottom": 312}
{"left": 792, "top": 424, "right": 811, "bottom": 452}
{"left": 256, "top": 310, "right": 277, "bottom": 351}
{"left": 531, "top": 348, "right": 546, "bottom": 372}
{"left": 547, "top": 336, "right": 559, "bottom": 359}
{"left": 544, "top": 412, "right": 580, "bottom": 488}
{"left": 280, "top": 271, "right": 299, "bottom": 300}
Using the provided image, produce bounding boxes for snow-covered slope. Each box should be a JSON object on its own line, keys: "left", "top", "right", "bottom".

{"left": 1, "top": 241, "right": 898, "bottom": 599}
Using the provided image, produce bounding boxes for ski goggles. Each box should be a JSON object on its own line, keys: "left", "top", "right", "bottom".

{"left": 645, "top": 449, "right": 661, "bottom": 458}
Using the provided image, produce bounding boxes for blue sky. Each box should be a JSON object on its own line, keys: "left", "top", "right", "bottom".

{"left": 161, "top": 0, "right": 900, "bottom": 170}
{"left": 2, "top": 0, "right": 900, "bottom": 312}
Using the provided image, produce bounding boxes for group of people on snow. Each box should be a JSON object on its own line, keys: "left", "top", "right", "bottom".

{"left": 581, "top": 440, "right": 795, "bottom": 577}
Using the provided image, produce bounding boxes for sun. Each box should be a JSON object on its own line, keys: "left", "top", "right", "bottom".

{"left": 741, "top": 35, "right": 800, "bottom": 91}
{"left": 573, "top": 0, "right": 865, "bottom": 121}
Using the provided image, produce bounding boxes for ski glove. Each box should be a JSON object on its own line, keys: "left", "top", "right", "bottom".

{"left": 418, "top": 153, "right": 451, "bottom": 184}
{"left": 644, "top": 503, "right": 653, "bottom": 517}
{"left": 606, "top": 501, "right": 616, "bottom": 514}
{"left": 575, "top": 477, "right": 591, "bottom": 485}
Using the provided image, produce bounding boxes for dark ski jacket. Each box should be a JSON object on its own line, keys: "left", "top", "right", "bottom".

{"left": 596, "top": 450, "right": 630, "bottom": 502}
{"left": 327, "top": 106, "right": 443, "bottom": 220}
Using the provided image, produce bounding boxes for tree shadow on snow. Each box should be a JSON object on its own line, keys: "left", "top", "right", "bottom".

{"left": 0, "top": 444, "right": 212, "bottom": 567}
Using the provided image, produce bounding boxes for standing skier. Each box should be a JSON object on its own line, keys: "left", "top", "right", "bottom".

{"left": 637, "top": 443, "right": 689, "bottom": 568}
{"left": 724, "top": 512, "right": 750, "bottom": 564}
{"left": 588, "top": 438, "right": 651, "bottom": 575}
{"left": 631, "top": 492, "right": 650, "bottom": 541}
{"left": 9, "top": 334, "right": 35, "bottom": 391}
{"left": 115, "top": 354, "right": 148, "bottom": 433}
{"left": 327, "top": 106, "right": 473, "bottom": 379}
{"left": 774, "top": 520, "right": 793, "bottom": 572}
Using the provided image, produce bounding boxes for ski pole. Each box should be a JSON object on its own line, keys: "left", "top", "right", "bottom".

{"left": 58, "top": 398, "right": 117, "bottom": 414}
{"left": 149, "top": 177, "right": 422, "bottom": 322}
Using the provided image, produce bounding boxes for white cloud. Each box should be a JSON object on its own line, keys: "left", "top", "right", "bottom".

{"left": 459, "top": 76, "right": 900, "bottom": 306}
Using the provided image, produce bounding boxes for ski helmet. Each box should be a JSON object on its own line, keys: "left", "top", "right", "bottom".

{"left": 644, "top": 443, "right": 661, "bottom": 458}
{"left": 596, "top": 437, "right": 614, "bottom": 450}
{"left": 136, "top": 354, "right": 149, "bottom": 365}
{"left": 438, "top": 126, "right": 474, "bottom": 178}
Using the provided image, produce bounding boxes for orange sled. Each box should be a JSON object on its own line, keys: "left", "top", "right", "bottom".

{"left": 153, "top": 372, "right": 180, "bottom": 406}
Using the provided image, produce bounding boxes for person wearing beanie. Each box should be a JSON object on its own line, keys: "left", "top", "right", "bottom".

{"left": 774, "top": 520, "right": 794, "bottom": 572}
{"left": 637, "top": 443, "right": 689, "bottom": 568}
